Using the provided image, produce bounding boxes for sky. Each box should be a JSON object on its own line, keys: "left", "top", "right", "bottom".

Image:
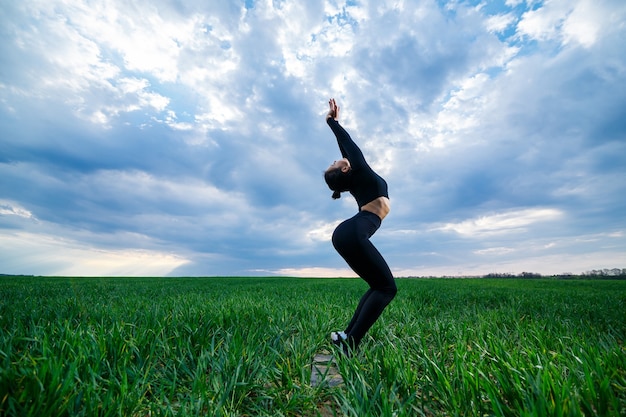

{"left": 1, "top": 0, "right": 625, "bottom": 277}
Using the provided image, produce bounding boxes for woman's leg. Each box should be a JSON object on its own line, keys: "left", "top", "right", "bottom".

{"left": 344, "top": 288, "right": 375, "bottom": 334}
{"left": 332, "top": 212, "right": 397, "bottom": 350}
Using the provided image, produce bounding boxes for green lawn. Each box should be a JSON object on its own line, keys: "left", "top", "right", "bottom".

{"left": 1, "top": 276, "right": 624, "bottom": 416}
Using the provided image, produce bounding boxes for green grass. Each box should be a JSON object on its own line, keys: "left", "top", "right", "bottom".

{"left": 1, "top": 276, "right": 625, "bottom": 416}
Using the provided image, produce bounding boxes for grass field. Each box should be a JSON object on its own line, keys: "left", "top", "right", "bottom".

{"left": 1, "top": 276, "right": 625, "bottom": 416}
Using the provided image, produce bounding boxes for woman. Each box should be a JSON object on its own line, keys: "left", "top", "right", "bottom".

{"left": 324, "top": 98, "right": 397, "bottom": 355}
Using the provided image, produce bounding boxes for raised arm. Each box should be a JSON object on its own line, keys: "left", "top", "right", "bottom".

{"left": 326, "top": 98, "right": 368, "bottom": 170}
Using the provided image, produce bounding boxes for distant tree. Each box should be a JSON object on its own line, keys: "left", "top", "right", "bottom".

{"left": 583, "top": 268, "right": 626, "bottom": 279}
{"left": 484, "top": 272, "right": 514, "bottom": 278}
{"left": 519, "top": 272, "right": 542, "bottom": 278}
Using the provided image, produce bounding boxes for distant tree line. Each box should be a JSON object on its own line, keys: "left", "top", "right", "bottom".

{"left": 484, "top": 272, "right": 543, "bottom": 279}
{"left": 581, "top": 268, "right": 626, "bottom": 278}
{"left": 483, "top": 268, "right": 626, "bottom": 279}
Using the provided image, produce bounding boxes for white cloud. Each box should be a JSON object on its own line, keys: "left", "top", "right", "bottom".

{"left": 515, "top": 0, "right": 623, "bottom": 48}
{"left": 560, "top": 0, "right": 612, "bottom": 48}
{"left": 393, "top": 250, "right": 626, "bottom": 277}
{"left": 436, "top": 208, "right": 564, "bottom": 236}
{"left": 516, "top": 0, "right": 569, "bottom": 43}
{"left": 485, "top": 12, "right": 517, "bottom": 34}
{"left": 0, "top": 201, "right": 37, "bottom": 221}
{"left": 307, "top": 220, "right": 342, "bottom": 242}
{"left": 0, "top": 231, "right": 189, "bottom": 276}
{"left": 56, "top": 0, "right": 185, "bottom": 82}
{"left": 505, "top": 0, "right": 525, "bottom": 7}
{"left": 272, "top": 266, "right": 357, "bottom": 278}
{"left": 474, "top": 247, "right": 516, "bottom": 256}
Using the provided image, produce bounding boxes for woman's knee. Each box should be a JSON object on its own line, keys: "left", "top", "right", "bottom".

{"left": 371, "top": 278, "right": 396, "bottom": 299}
{"left": 371, "top": 284, "right": 396, "bottom": 308}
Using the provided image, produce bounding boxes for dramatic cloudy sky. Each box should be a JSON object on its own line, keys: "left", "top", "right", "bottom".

{"left": 1, "top": 0, "right": 625, "bottom": 277}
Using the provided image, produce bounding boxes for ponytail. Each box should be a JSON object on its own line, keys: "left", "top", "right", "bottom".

{"left": 325, "top": 168, "right": 352, "bottom": 200}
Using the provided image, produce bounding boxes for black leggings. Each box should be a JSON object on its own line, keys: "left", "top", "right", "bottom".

{"left": 332, "top": 210, "right": 397, "bottom": 349}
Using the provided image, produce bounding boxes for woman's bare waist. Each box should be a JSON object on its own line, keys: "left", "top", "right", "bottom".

{"left": 361, "top": 197, "right": 390, "bottom": 220}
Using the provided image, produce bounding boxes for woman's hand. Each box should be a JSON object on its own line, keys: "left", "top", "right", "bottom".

{"left": 327, "top": 98, "right": 340, "bottom": 121}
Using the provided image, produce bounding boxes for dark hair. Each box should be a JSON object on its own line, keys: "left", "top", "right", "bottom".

{"left": 324, "top": 167, "right": 352, "bottom": 199}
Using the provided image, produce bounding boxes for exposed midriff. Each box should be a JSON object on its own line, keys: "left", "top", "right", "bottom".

{"left": 361, "top": 196, "right": 390, "bottom": 221}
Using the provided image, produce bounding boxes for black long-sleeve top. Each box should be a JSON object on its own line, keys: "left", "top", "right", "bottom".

{"left": 327, "top": 117, "right": 389, "bottom": 208}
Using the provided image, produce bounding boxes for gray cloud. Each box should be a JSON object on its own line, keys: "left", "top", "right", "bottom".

{"left": 1, "top": 0, "right": 624, "bottom": 276}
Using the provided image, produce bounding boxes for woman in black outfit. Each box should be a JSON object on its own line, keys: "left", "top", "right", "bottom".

{"left": 324, "top": 98, "right": 397, "bottom": 355}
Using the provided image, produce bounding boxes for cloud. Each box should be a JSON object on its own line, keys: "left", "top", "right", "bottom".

{"left": 307, "top": 220, "right": 342, "bottom": 242}
{"left": 0, "top": 200, "right": 37, "bottom": 221}
{"left": 515, "top": 0, "right": 622, "bottom": 48}
{"left": 0, "top": 229, "right": 189, "bottom": 277}
{"left": 270, "top": 267, "right": 357, "bottom": 278}
{"left": 474, "top": 247, "right": 516, "bottom": 256}
{"left": 485, "top": 12, "right": 517, "bottom": 34}
{"left": 436, "top": 208, "right": 564, "bottom": 236}
{"left": 1, "top": 0, "right": 624, "bottom": 277}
